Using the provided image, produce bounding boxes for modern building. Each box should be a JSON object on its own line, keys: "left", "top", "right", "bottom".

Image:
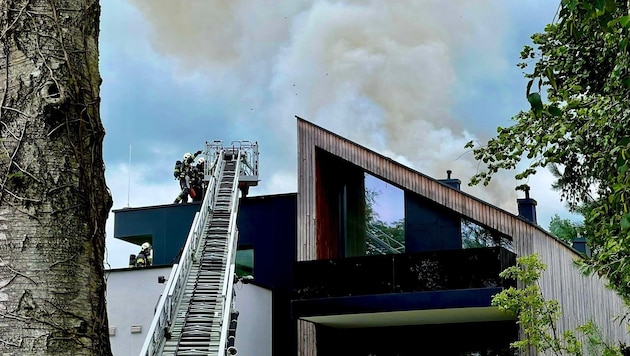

{"left": 106, "top": 118, "right": 629, "bottom": 355}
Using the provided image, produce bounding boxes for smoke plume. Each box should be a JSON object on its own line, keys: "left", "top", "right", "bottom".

{"left": 129, "top": 0, "right": 519, "bottom": 211}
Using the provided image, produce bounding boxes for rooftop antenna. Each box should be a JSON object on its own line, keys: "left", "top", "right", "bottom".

{"left": 127, "top": 144, "right": 131, "bottom": 207}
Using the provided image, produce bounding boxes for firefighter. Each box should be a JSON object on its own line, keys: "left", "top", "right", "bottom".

{"left": 173, "top": 150, "right": 203, "bottom": 204}
{"left": 135, "top": 242, "right": 152, "bottom": 267}
{"left": 190, "top": 157, "right": 206, "bottom": 202}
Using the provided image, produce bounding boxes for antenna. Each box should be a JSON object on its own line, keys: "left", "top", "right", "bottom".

{"left": 127, "top": 144, "right": 131, "bottom": 207}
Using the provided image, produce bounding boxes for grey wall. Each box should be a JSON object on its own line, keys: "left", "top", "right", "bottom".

{"left": 234, "top": 283, "right": 273, "bottom": 356}
{"left": 106, "top": 267, "right": 173, "bottom": 356}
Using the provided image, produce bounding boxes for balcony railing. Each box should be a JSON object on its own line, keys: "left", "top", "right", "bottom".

{"left": 293, "top": 247, "right": 515, "bottom": 299}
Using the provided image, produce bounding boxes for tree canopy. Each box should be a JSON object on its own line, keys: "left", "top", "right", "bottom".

{"left": 548, "top": 214, "right": 582, "bottom": 244}
{"left": 467, "top": 0, "right": 630, "bottom": 299}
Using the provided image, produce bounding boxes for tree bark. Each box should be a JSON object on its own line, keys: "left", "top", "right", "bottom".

{"left": 0, "top": 0, "right": 112, "bottom": 354}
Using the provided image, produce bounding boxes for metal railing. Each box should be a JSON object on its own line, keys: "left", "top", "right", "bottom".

{"left": 206, "top": 140, "right": 258, "bottom": 182}
{"left": 366, "top": 221, "right": 405, "bottom": 255}
{"left": 139, "top": 152, "right": 226, "bottom": 356}
{"left": 217, "top": 151, "right": 242, "bottom": 356}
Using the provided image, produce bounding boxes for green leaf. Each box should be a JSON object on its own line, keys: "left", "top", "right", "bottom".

{"left": 8, "top": 171, "right": 23, "bottom": 179}
{"left": 608, "top": 17, "right": 621, "bottom": 27}
{"left": 617, "top": 154, "right": 626, "bottom": 167}
{"left": 526, "top": 79, "right": 534, "bottom": 96}
{"left": 621, "top": 77, "right": 630, "bottom": 88}
{"left": 619, "top": 38, "right": 628, "bottom": 53}
{"left": 548, "top": 105, "right": 562, "bottom": 117}
{"left": 594, "top": 0, "right": 604, "bottom": 11}
{"left": 621, "top": 213, "right": 630, "bottom": 230}
{"left": 527, "top": 93, "right": 543, "bottom": 116}
{"left": 546, "top": 68, "right": 557, "bottom": 90}
{"left": 620, "top": 15, "right": 630, "bottom": 28}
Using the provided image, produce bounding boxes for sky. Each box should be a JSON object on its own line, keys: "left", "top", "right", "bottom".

{"left": 99, "top": 0, "right": 567, "bottom": 269}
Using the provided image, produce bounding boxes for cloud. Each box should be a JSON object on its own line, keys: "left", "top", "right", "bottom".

{"left": 100, "top": 1, "right": 563, "bottom": 266}
{"left": 124, "top": 0, "right": 524, "bottom": 206}
{"left": 104, "top": 162, "right": 181, "bottom": 268}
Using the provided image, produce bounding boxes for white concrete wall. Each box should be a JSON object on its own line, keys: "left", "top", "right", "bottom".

{"left": 106, "top": 267, "right": 173, "bottom": 356}
{"left": 233, "top": 282, "right": 273, "bottom": 356}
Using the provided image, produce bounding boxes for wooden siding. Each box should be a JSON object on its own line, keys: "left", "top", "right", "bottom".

{"left": 296, "top": 118, "right": 630, "bottom": 355}
{"left": 297, "top": 321, "right": 317, "bottom": 356}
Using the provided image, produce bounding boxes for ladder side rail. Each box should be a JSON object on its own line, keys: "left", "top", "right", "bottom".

{"left": 139, "top": 151, "right": 226, "bottom": 356}
{"left": 205, "top": 141, "right": 224, "bottom": 182}
{"left": 209, "top": 152, "right": 226, "bottom": 212}
{"left": 221, "top": 263, "right": 237, "bottom": 356}
{"left": 249, "top": 141, "right": 259, "bottom": 178}
{"left": 138, "top": 264, "right": 179, "bottom": 356}
{"left": 221, "top": 154, "right": 241, "bottom": 300}
{"left": 218, "top": 155, "right": 243, "bottom": 355}
{"left": 366, "top": 232, "right": 396, "bottom": 254}
{"left": 238, "top": 141, "right": 258, "bottom": 178}
{"left": 366, "top": 227, "right": 398, "bottom": 254}
{"left": 198, "top": 150, "right": 225, "bottom": 257}
{"left": 139, "top": 211, "right": 199, "bottom": 356}
{"left": 367, "top": 221, "right": 405, "bottom": 253}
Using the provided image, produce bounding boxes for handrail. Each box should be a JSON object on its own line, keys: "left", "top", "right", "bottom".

{"left": 217, "top": 151, "right": 242, "bottom": 356}
{"left": 207, "top": 140, "right": 258, "bottom": 180}
{"left": 139, "top": 151, "right": 226, "bottom": 356}
{"left": 366, "top": 221, "right": 405, "bottom": 254}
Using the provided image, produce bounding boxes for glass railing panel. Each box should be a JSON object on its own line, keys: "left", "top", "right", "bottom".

{"left": 293, "top": 247, "right": 516, "bottom": 300}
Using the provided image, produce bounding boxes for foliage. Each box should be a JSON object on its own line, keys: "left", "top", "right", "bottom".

{"left": 462, "top": 220, "right": 513, "bottom": 251}
{"left": 492, "top": 254, "right": 623, "bottom": 355}
{"left": 466, "top": 0, "right": 630, "bottom": 300}
{"left": 462, "top": 220, "right": 493, "bottom": 248}
{"left": 365, "top": 186, "right": 405, "bottom": 254}
{"left": 373, "top": 218, "right": 405, "bottom": 244}
{"left": 548, "top": 214, "right": 583, "bottom": 244}
{"left": 365, "top": 185, "right": 380, "bottom": 223}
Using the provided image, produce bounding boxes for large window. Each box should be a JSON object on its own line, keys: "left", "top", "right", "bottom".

{"left": 235, "top": 248, "right": 253, "bottom": 278}
{"left": 365, "top": 173, "right": 405, "bottom": 255}
{"left": 462, "top": 219, "right": 513, "bottom": 252}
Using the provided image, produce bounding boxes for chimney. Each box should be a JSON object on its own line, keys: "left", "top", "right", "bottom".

{"left": 439, "top": 170, "right": 461, "bottom": 190}
{"left": 571, "top": 238, "right": 591, "bottom": 257}
{"left": 517, "top": 186, "right": 537, "bottom": 224}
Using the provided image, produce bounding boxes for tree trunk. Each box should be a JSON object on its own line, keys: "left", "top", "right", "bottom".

{"left": 0, "top": 0, "right": 112, "bottom": 354}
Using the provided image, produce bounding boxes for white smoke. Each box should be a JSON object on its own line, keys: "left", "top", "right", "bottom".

{"left": 128, "top": 0, "right": 519, "bottom": 211}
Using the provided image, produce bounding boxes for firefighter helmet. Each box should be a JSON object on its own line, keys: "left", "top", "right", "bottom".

{"left": 141, "top": 242, "right": 151, "bottom": 251}
{"left": 198, "top": 157, "right": 205, "bottom": 165}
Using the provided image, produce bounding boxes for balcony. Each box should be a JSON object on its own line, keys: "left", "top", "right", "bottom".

{"left": 292, "top": 247, "right": 516, "bottom": 328}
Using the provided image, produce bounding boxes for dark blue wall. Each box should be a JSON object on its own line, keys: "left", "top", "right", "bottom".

{"left": 404, "top": 192, "right": 462, "bottom": 252}
{"left": 113, "top": 202, "right": 201, "bottom": 265}
{"left": 237, "top": 193, "right": 296, "bottom": 290}
{"left": 113, "top": 194, "right": 298, "bottom": 280}
{"left": 237, "top": 193, "right": 297, "bottom": 356}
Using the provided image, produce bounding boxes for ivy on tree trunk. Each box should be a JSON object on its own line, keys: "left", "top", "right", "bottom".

{"left": 0, "top": 0, "right": 112, "bottom": 354}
